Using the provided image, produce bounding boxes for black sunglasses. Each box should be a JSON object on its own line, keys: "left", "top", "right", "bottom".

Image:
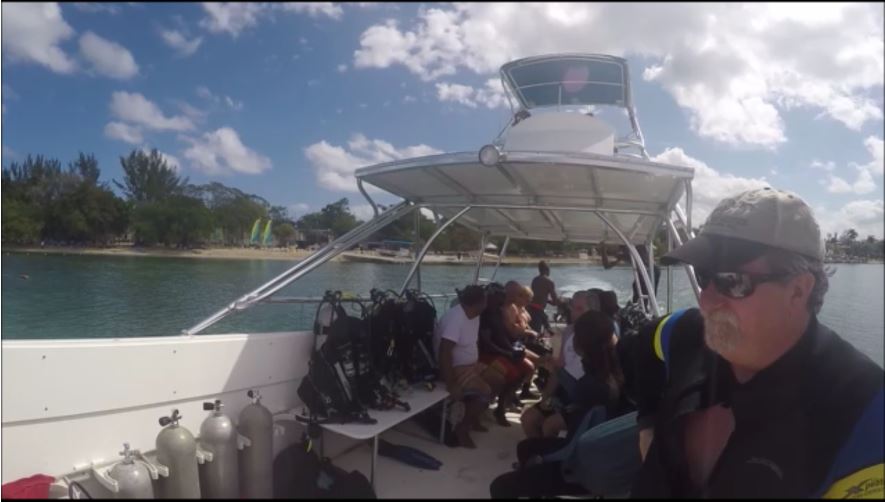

{"left": 695, "top": 270, "right": 792, "bottom": 299}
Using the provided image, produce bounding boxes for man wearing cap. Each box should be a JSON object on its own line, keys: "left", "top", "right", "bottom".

{"left": 630, "top": 187, "right": 883, "bottom": 498}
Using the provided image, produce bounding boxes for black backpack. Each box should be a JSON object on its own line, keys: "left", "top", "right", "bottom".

{"left": 297, "top": 292, "right": 376, "bottom": 424}
{"left": 397, "top": 290, "right": 439, "bottom": 385}
{"left": 367, "top": 289, "right": 439, "bottom": 388}
{"left": 273, "top": 439, "right": 376, "bottom": 499}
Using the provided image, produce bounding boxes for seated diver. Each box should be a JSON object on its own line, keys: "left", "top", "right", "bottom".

{"left": 478, "top": 283, "right": 534, "bottom": 426}
{"left": 520, "top": 289, "right": 596, "bottom": 438}
{"left": 489, "top": 310, "right": 634, "bottom": 498}
{"left": 501, "top": 281, "right": 546, "bottom": 403}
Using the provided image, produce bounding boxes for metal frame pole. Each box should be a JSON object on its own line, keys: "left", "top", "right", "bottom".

{"left": 186, "top": 201, "right": 414, "bottom": 335}
{"left": 473, "top": 232, "right": 488, "bottom": 285}
{"left": 400, "top": 206, "right": 472, "bottom": 294}
{"left": 666, "top": 221, "right": 673, "bottom": 313}
{"left": 596, "top": 212, "right": 660, "bottom": 315}
{"left": 489, "top": 236, "right": 510, "bottom": 282}
{"left": 414, "top": 209, "right": 422, "bottom": 292}
{"left": 665, "top": 218, "right": 702, "bottom": 303}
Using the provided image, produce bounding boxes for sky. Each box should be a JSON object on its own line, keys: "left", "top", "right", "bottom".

{"left": 1, "top": 2, "right": 883, "bottom": 238}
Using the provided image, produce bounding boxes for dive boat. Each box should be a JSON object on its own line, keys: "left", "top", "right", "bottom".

{"left": 1, "top": 54, "right": 700, "bottom": 498}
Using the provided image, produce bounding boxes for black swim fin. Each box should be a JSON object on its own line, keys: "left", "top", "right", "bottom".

{"left": 378, "top": 439, "right": 443, "bottom": 470}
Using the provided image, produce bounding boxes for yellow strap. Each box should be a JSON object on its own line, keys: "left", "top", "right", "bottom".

{"left": 822, "top": 463, "right": 884, "bottom": 499}
{"left": 653, "top": 314, "right": 672, "bottom": 362}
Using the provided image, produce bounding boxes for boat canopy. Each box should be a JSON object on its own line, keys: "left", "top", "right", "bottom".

{"left": 500, "top": 54, "right": 632, "bottom": 110}
{"left": 356, "top": 150, "right": 693, "bottom": 246}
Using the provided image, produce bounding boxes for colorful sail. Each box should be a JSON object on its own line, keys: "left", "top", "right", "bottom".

{"left": 250, "top": 218, "right": 262, "bottom": 244}
{"left": 262, "top": 220, "right": 273, "bottom": 246}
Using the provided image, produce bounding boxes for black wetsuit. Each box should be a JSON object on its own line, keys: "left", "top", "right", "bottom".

{"left": 631, "top": 308, "right": 884, "bottom": 498}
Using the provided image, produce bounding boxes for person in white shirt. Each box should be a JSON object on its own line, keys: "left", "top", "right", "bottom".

{"left": 435, "top": 285, "right": 501, "bottom": 448}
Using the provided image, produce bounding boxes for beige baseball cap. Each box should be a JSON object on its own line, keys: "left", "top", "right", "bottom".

{"left": 662, "top": 187, "right": 825, "bottom": 269}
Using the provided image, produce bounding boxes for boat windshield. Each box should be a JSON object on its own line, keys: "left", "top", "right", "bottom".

{"left": 502, "top": 56, "right": 628, "bottom": 110}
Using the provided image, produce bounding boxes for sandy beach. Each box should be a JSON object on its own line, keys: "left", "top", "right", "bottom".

{"left": 5, "top": 245, "right": 604, "bottom": 266}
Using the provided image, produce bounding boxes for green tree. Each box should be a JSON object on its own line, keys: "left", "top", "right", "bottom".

{"left": 1, "top": 197, "right": 43, "bottom": 244}
{"left": 130, "top": 195, "right": 212, "bottom": 247}
{"left": 298, "top": 198, "right": 360, "bottom": 238}
{"left": 188, "top": 181, "right": 270, "bottom": 245}
{"left": 114, "top": 149, "right": 188, "bottom": 203}
{"left": 272, "top": 222, "right": 297, "bottom": 247}
{"left": 68, "top": 152, "right": 100, "bottom": 186}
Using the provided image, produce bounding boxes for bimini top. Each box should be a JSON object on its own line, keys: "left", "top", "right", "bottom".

{"left": 355, "top": 150, "right": 693, "bottom": 246}
{"left": 500, "top": 54, "right": 632, "bottom": 110}
{"left": 356, "top": 53, "right": 694, "bottom": 246}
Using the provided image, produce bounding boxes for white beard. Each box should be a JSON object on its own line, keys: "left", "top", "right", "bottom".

{"left": 703, "top": 308, "right": 742, "bottom": 355}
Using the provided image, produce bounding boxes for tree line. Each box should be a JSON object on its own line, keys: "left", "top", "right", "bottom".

{"left": 3, "top": 149, "right": 881, "bottom": 260}
{"left": 2, "top": 150, "right": 302, "bottom": 248}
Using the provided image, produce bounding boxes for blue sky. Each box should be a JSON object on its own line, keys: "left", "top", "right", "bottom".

{"left": 2, "top": 3, "right": 883, "bottom": 236}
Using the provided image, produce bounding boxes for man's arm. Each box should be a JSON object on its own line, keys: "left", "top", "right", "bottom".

{"left": 547, "top": 279, "right": 560, "bottom": 307}
{"left": 438, "top": 339, "right": 462, "bottom": 400}
{"left": 502, "top": 305, "right": 530, "bottom": 340}
{"left": 600, "top": 245, "right": 624, "bottom": 270}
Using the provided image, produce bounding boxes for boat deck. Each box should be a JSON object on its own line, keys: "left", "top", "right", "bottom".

{"left": 331, "top": 407, "right": 528, "bottom": 498}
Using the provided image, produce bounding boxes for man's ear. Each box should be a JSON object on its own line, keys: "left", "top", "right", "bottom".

{"left": 789, "top": 272, "right": 815, "bottom": 309}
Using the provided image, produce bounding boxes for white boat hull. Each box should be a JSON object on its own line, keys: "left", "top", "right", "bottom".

{"left": 1, "top": 331, "right": 314, "bottom": 483}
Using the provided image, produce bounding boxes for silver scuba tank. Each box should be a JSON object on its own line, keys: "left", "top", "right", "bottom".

{"left": 198, "top": 399, "right": 240, "bottom": 499}
{"left": 237, "top": 390, "right": 274, "bottom": 498}
{"left": 108, "top": 443, "right": 155, "bottom": 499}
{"left": 155, "top": 409, "right": 201, "bottom": 499}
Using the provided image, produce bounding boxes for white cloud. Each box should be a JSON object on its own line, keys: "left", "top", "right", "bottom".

{"left": 436, "top": 78, "right": 508, "bottom": 109}
{"left": 195, "top": 85, "right": 243, "bottom": 111}
{"left": 288, "top": 202, "right": 310, "bottom": 216}
{"left": 859, "top": 136, "right": 884, "bottom": 177}
{"left": 351, "top": 204, "right": 376, "bottom": 221}
{"left": 199, "top": 3, "right": 342, "bottom": 37}
{"left": 78, "top": 31, "right": 139, "bottom": 79}
{"left": 304, "top": 134, "right": 443, "bottom": 192}
{"left": 403, "top": 95, "right": 417, "bottom": 103}
{"left": 436, "top": 82, "right": 477, "bottom": 108}
{"left": 353, "top": 3, "right": 884, "bottom": 148}
{"left": 72, "top": 3, "right": 121, "bottom": 14}
{"left": 104, "top": 122, "right": 143, "bottom": 144}
{"left": 1, "top": 3, "right": 77, "bottom": 74}
{"left": 110, "top": 92, "right": 195, "bottom": 131}
{"left": 199, "top": 3, "right": 265, "bottom": 37}
{"left": 277, "top": 3, "right": 343, "bottom": 20}
{"left": 337, "top": 64, "right": 348, "bottom": 73}
{"left": 810, "top": 160, "right": 836, "bottom": 171}
{"left": 160, "top": 29, "right": 203, "bottom": 57}
{"left": 825, "top": 169, "right": 876, "bottom": 195}
{"left": 651, "top": 147, "right": 769, "bottom": 225}
{"left": 817, "top": 199, "right": 884, "bottom": 239}
{"left": 182, "top": 127, "right": 272, "bottom": 175}
{"left": 821, "top": 136, "right": 882, "bottom": 194}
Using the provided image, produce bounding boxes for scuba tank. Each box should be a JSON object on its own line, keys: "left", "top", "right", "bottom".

{"left": 237, "top": 390, "right": 273, "bottom": 498}
{"left": 198, "top": 399, "right": 240, "bottom": 498}
{"left": 107, "top": 443, "right": 155, "bottom": 498}
{"left": 155, "top": 409, "right": 201, "bottom": 499}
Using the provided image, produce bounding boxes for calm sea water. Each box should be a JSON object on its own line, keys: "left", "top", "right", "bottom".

{"left": 2, "top": 253, "right": 882, "bottom": 367}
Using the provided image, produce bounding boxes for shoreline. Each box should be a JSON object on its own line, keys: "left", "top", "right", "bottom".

{"left": 5, "top": 246, "right": 881, "bottom": 266}
{"left": 4, "top": 245, "right": 605, "bottom": 266}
